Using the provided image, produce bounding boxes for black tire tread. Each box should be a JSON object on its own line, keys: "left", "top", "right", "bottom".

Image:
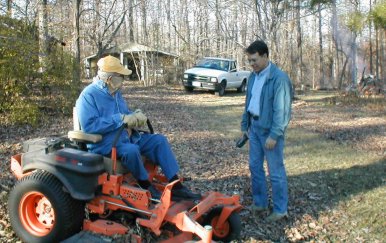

{"left": 237, "top": 80, "right": 246, "bottom": 93}
{"left": 8, "top": 170, "right": 84, "bottom": 243}
{"left": 215, "top": 81, "right": 226, "bottom": 96}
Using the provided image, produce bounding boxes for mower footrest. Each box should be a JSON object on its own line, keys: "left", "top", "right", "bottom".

{"left": 61, "top": 230, "right": 113, "bottom": 243}
{"left": 83, "top": 219, "right": 128, "bottom": 236}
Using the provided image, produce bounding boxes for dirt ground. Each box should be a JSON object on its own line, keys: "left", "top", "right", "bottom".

{"left": 0, "top": 85, "right": 385, "bottom": 242}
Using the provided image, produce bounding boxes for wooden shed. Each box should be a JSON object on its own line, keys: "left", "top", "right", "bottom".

{"left": 84, "top": 43, "right": 181, "bottom": 84}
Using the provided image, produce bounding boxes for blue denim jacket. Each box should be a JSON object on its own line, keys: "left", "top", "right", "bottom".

{"left": 76, "top": 78, "right": 141, "bottom": 155}
{"left": 241, "top": 63, "right": 293, "bottom": 140}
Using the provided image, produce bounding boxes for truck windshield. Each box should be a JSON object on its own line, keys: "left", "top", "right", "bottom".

{"left": 195, "top": 59, "right": 229, "bottom": 71}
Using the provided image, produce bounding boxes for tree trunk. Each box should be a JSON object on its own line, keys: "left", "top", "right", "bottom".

{"left": 375, "top": 25, "right": 379, "bottom": 79}
{"left": 166, "top": 0, "right": 171, "bottom": 52}
{"left": 331, "top": 0, "right": 339, "bottom": 87}
{"left": 128, "top": 0, "right": 135, "bottom": 42}
{"left": 381, "top": 30, "right": 385, "bottom": 81}
{"left": 339, "top": 55, "right": 349, "bottom": 89}
{"left": 183, "top": 0, "right": 191, "bottom": 58}
{"left": 288, "top": 7, "right": 295, "bottom": 81}
{"left": 141, "top": 0, "right": 147, "bottom": 44}
{"left": 318, "top": 4, "right": 324, "bottom": 89}
{"left": 369, "top": 0, "right": 373, "bottom": 74}
{"left": 351, "top": 31, "right": 358, "bottom": 85}
{"left": 296, "top": 0, "right": 303, "bottom": 87}
{"left": 38, "top": 0, "right": 49, "bottom": 73}
{"left": 7, "top": 0, "right": 12, "bottom": 17}
{"left": 215, "top": 0, "right": 221, "bottom": 54}
{"left": 254, "top": 0, "right": 265, "bottom": 40}
{"left": 73, "top": 0, "right": 81, "bottom": 84}
{"left": 94, "top": 0, "right": 100, "bottom": 58}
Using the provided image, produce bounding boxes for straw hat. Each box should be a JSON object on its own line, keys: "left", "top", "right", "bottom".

{"left": 97, "top": 55, "right": 132, "bottom": 75}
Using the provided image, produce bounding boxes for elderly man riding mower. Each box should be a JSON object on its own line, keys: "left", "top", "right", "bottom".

{"left": 8, "top": 56, "right": 242, "bottom": 243}
{"left": 76, "top": 55, "right": 200, "bottom": 201}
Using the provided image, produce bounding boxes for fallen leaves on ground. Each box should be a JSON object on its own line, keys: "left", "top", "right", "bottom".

{"left": 0, "top": 86, "right": 385, "bottom": 242}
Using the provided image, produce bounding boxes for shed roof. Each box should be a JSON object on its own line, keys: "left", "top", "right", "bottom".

{"left": 84, "top": 42, "right": 178, "bottom": 60}
{"left": 120, "top": 42, "right": 178, "bottom": 57}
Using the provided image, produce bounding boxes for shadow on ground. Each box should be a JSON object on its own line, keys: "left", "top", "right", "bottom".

{"left": 190, "top": 157, "right": 385, "bottom": 241}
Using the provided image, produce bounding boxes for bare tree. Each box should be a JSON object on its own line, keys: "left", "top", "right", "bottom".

{"left": 254, "top": 0, "right": 266, "bottom": 40}
{"left": 83, "top": 0, "right": 127, "bottom": 57}
{"left": 215, "top": 0, "right": 221, "bottom": 54}
{"left": 369, "top": 0, "right": 373, "bottom": 74}
{"left": 7, "top": 0, "right": 384, "bottom": 88}
{"left": 38, "top": 0, "right": 49, "bottom": 73}
{"left": 375, "top": 10, "right": 380, "bottom": 79}
{"left": 295, "top": 0, "right": 303, "bottom": 87}
{"left": 140, "top": 0, "right": 147, "bottom": 44}
{"left": 346, "top": 1, "right": 364, "bottom": 86}
{"left": 6, "top": 0, "right": 12, "bottom": 17}
{"left": 128, "top": 0, "right": 135, "bottom": 42}
{"left": 317, "top": 3, "right": 325, "bottom": 88}
{"left": 331, "top": 0, "right": 339, "bottom": 85}
{"left": 73, "top": 0, "right": 81, "bottom": 84}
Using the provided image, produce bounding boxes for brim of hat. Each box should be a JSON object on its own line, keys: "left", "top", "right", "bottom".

{"left": 102, "top": 66, "right": 132, "bottom": 75}
{"left": 116, "top": 67, "right": 132, "bottom": 76}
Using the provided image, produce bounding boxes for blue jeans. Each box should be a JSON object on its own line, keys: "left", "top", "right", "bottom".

{"left": 117, "top": 133, "right": 179, "bottom": 181}
{"left": 249, "top": 119, "right": 288, "bottom": 214}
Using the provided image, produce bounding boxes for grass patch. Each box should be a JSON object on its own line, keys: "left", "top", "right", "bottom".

{"left": 177, "top": 90, "right": 385, "bottom": 241}
{"left": 336, "top": 94, "right": 386, "bottom": 112}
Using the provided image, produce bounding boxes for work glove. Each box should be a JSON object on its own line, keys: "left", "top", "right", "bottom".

{"left": 122, "top": 113, "right": 138, "bottom": 128}
{"left": 265, "top": 137, "right": 277, "bottom": 150}
{"left": 133, "top": 109, "right": 147, "bottom": 127}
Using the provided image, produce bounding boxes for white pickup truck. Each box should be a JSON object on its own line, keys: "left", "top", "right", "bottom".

{"left": 182, "top": 57, "right": 251, "bottom": 96}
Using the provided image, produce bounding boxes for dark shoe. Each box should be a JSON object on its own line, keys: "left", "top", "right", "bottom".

{"left": 148, "top": 185, "right": 161, "bottom": 200}
{"left": 265, "top": 212, "right": 288, "bottom": 222}
{"left": 172, "top": 185, "right": 201, "bottom": 201}
{"left": 250, "top": 204, "right": 268, "bottom": 217}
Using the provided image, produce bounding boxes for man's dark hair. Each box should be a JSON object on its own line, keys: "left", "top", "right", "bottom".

{"left": 245, "top": 40, "right": 269, "bottom": 57}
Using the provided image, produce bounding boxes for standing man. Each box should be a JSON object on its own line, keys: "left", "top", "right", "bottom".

{"left": 240, "top": 40, "right": 293, "bottom": 221}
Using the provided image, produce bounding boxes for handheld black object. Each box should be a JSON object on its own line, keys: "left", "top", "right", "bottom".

{"left": 236, "top": 133, "right": 249, "bottom": 148}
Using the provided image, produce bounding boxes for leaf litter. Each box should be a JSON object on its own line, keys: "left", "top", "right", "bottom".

{"left": 0, "top": 86, "right": 385, "bottom": 242}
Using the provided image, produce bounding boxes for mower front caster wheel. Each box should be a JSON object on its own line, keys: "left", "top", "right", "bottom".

{"left": 203, "top": 207, "right": 241, "bottom": 242}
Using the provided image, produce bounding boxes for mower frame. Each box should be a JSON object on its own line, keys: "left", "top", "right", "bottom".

{"left": 9, "top": 124, "right": 242, "bottom": 243}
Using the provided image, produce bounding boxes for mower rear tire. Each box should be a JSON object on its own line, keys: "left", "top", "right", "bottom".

{"left": 202, "top": 207, "right": 241, "bottom": 242}
{"left": 8, "top": 170, "right": 85, "bottom": 243}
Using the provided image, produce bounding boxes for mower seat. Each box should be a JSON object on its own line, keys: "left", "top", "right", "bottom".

{"left": 67, "top": 130, "right": 102, "bottom": 144}
{"left": 68, "top": 107, "right": 139, "bottom": 175}
{"left": 68, "top": 131, "right": 129, "bottom": 174}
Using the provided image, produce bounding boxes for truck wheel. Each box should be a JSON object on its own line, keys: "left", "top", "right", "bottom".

{"left": 215, "top": 82, "right": 226, "bottom": 96}
{"left": 237, "top": 80, "right": 246, "bottom": 93}
{"left": 8, "top": 170, "right": 84, "bottom": 243}
{"left": 202, "top": 207, "right": 241, "bottom": 242}
{"left": 184, "top": 86, "right": 194, "bottom": 92}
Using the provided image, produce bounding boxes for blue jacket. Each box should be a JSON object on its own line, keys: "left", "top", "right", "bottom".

{"left": 241, "top": 63, "right": 293, "bottom": 140}
{"left": 76, "top": 78, "right": 140, "bottom": 155}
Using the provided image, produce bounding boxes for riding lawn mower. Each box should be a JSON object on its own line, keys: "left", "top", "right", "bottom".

{"left": 7, "top": 119, "right": 242, "bottom": 243}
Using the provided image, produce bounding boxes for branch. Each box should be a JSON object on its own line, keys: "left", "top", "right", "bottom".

{"left": 101, "top": 11, "right": 127, "bottom": 54}
{"left": 172, "top": 24, "right": 189, "bottom": 45}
